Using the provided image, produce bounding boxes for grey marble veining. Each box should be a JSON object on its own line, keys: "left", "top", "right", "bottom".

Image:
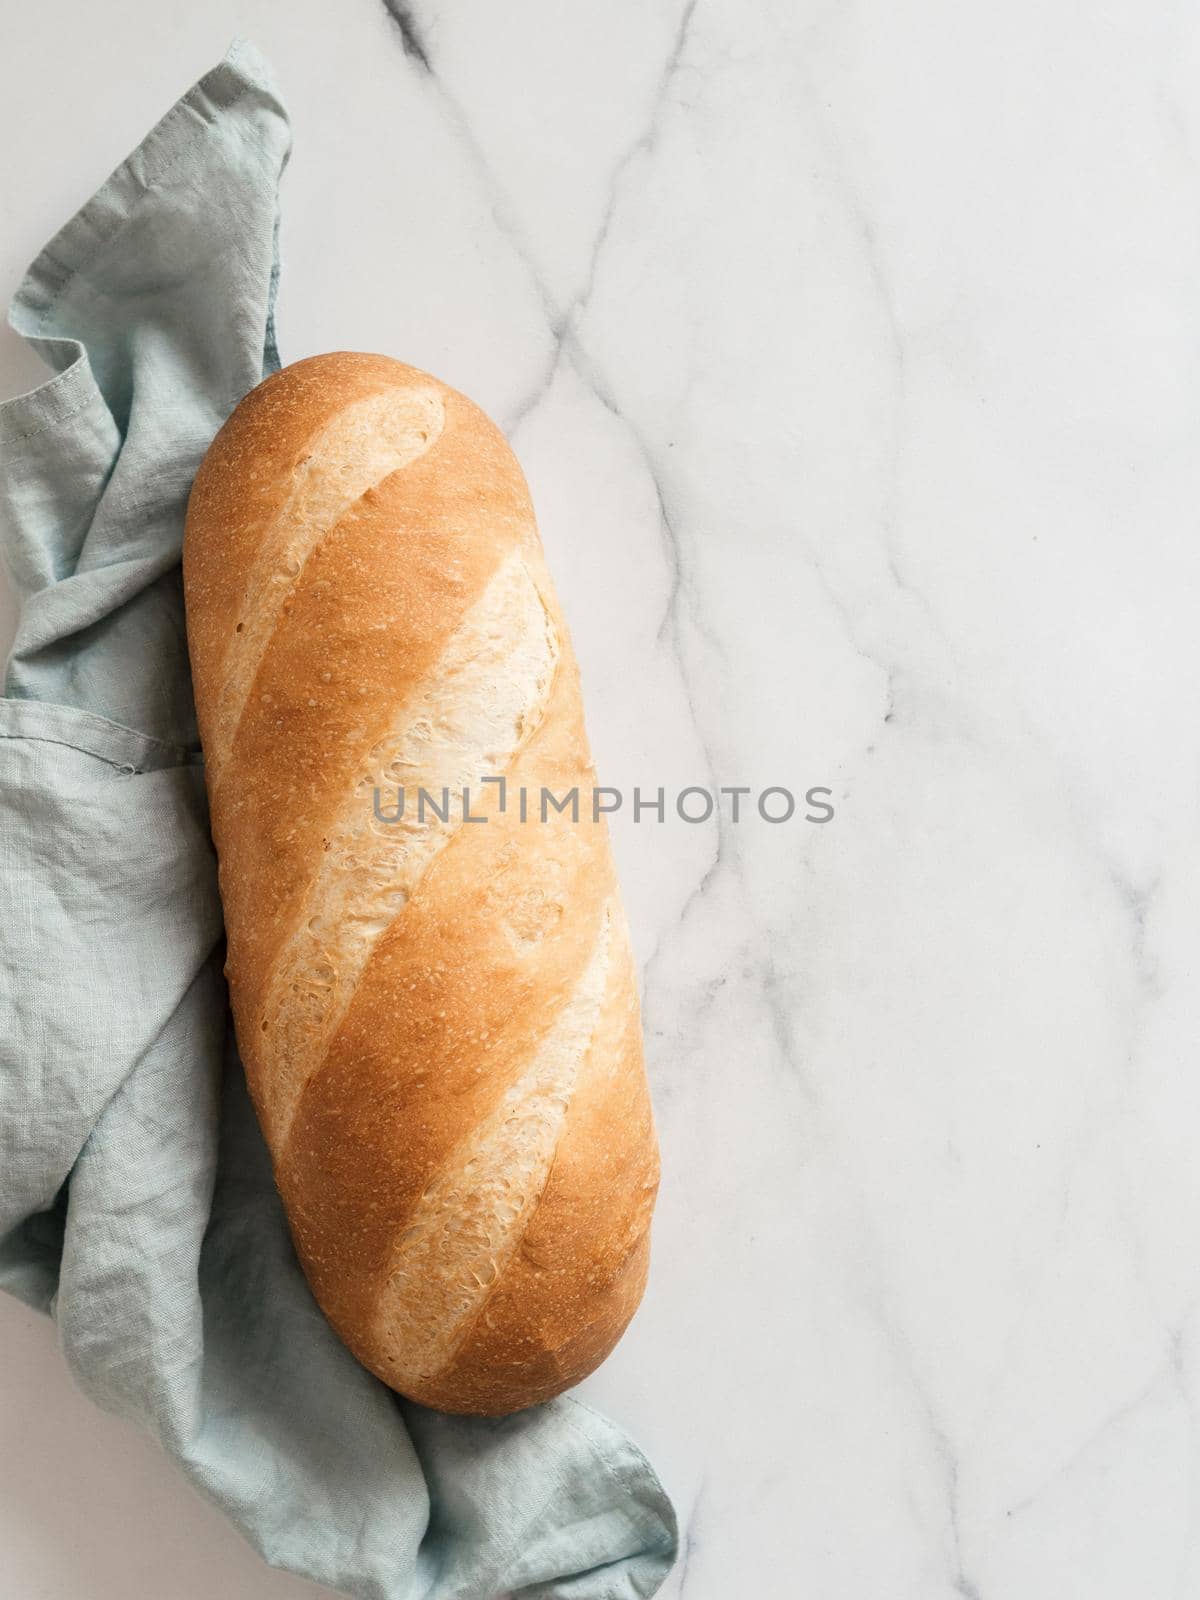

{"left": 3, "top": 2, "right": 1200, "bottom": 1596}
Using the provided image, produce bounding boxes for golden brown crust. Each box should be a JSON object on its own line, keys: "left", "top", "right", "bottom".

{"left": 183, "top": 352, "right": 659, "bottom": 1414}
{"left": 420, "top": 938, "right": 657, "bottom": 1413}
{"left": 280, "top": 664, "right": 608, "bottom": 1338}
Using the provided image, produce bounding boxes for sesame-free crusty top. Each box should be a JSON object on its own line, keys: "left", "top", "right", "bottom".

{"left": 183, "top": 352, "right": 659, "bottom": 1414}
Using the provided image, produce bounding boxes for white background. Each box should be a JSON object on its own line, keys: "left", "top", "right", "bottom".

{"left": 6, "top": 2, "right": 1200, "bottom": 1597}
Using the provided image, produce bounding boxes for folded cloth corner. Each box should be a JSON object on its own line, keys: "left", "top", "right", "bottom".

{"left": 0, "top": 40, "right": 676, "bottom": 1600}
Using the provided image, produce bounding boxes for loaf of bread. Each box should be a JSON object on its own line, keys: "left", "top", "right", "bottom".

{"left": 183, "top": 352, "right": 660, "bottom": 1414}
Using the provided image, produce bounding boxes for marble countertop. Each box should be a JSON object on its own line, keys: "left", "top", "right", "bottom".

{"left": 4, "top": 2, "right": 1200, "bottom": 1596}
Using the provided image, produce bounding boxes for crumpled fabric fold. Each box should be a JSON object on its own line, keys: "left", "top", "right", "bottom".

{"left": 0, "top": 40, "right": 676, "bottom": 1600}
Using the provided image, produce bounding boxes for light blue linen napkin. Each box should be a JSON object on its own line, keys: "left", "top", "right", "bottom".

{"left": 0, "top": 42, "right": 676, "bottom": 1600}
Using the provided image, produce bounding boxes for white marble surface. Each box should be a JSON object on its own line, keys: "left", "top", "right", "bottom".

{"left": 4, "top": 1, "right": 1200, "bottom": 1595}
